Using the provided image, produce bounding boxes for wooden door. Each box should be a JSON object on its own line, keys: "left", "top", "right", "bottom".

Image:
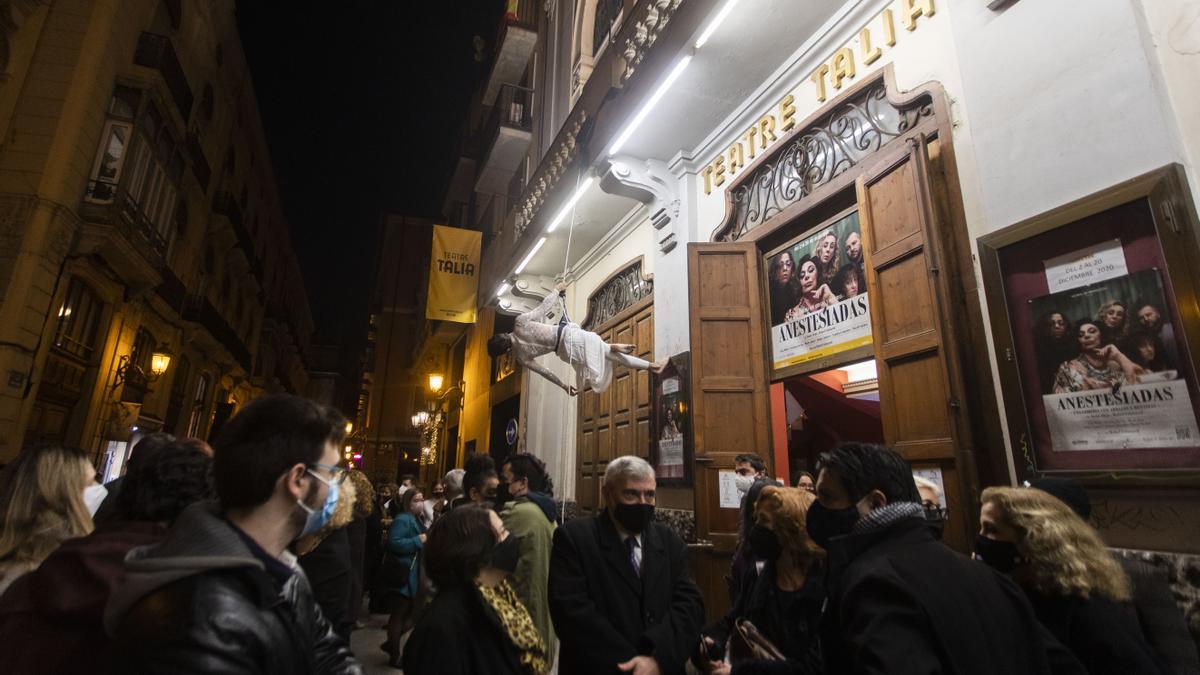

{"left": 687, "top": 242, "right": 771, "bottom": 621}
{"left": 856, "top": 135, "right": 975, "bottom": 552}
{"left": 576, "top": 302, "right": 654, "bottom": 513}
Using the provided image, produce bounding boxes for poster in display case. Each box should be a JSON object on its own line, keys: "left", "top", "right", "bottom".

{"left": 979, "top": 165, "right": 1200, "bottom": 475}
{"left": 650, "top": 353, "right": 693, "bottom": 486}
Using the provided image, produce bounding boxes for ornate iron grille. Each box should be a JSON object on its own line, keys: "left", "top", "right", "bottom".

{"left": 582, "top": 260, "right": 653, "bottom": 330}
{"left": 720, "top": 83, "right": 932, "bottom": 241}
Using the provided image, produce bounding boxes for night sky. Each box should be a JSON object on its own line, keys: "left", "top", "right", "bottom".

{"left": 235, "top": 1, "right": 504, "bottom": 367}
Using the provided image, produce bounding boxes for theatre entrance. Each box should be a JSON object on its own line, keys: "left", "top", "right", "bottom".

{"left": 684, "top": 70, "right": 999, "bottom": 621}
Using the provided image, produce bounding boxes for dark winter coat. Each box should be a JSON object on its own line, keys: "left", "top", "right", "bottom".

{"left": 821, "top": 516, "right": 1086, "bottom": 675}
{"left": 298, "top": 526, "right": 354, "bottom": 640}
{"left": 0, "top": 520, "right": 165, "bottom": 674}
{"left": 345, "top": 514, "right": 367, "bottom": 622}
{"left": 702, "top": 559, "right": 824, "bottom": 674}
{"left": 401, "top": 582, "right": 527, "bottom": 675}
{"left": 548, "top": 512, "right": 704, "bottom": 675}
{"left": 1025, "top": 587, "right": 1165, "bottom": 675}
{"left": 1119, "top": 557, "right": 1200, "bottom": 675}
{"left": 104, "top": 502, "right": 360, "bottom": 675}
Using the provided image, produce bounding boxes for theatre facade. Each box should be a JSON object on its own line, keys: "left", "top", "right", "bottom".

{"left": 443, "top": 0, "right": 1200, "bottom": 620}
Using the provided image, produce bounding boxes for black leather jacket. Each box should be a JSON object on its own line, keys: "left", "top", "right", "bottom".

{"left": 105, "top": 502, "right": 361, "bottom": 675}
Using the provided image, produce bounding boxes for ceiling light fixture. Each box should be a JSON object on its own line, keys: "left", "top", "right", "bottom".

{"left": 608, "top": 54, "right": 693, "bottom": 156}
{"left": 546, "top": 176, "right": 595, "bottom": 233}
{"left": 513, "top": 237, "right": 547, "bottom": 274}
{"left": 694, "top": 0, "right": 743, "bottom": 49}
{"left": 496, "top": 282, "right": 511, "bottom": 298}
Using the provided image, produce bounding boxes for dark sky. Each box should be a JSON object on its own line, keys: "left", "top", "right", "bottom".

{"left": 235, "top": 1, "right": 503, "bottom": 365}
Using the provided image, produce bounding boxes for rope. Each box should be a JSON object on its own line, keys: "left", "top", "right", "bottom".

{"left": 558, "top": 167, "right": 585, "bottom": 324}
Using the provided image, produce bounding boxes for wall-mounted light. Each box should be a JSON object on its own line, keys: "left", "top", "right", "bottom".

{"left": 344, "top": 421, "right": 353, "bottom": 435}
{"left": 428, "top": 373, "right": 444, "bottom": 393}
{"left": 411, "top": 411, "right": 430, "bottom": 428}
{"left": 149, "top": 348, "right": 172, "bottom": 378}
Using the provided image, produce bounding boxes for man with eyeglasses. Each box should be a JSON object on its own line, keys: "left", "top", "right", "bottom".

{"left": 106, "top": 394, "right": 362, "bottom": 674}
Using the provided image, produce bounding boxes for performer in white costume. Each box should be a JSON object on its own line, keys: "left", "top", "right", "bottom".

{"left": 488, "top": 282, "right": 667, "bottom": 395}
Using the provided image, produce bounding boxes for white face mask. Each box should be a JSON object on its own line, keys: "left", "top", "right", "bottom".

{"left": 734, "top": 474, "right": 755, "bottom": 497}
{"left": 83, "top": 484, "right": 108, "bottom": 517}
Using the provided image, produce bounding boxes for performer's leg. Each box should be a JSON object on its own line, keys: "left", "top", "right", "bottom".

{"left": 605, "top": 349, "right": 650, "bottom": 370}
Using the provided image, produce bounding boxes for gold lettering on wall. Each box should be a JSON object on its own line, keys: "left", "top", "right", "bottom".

{"left": 902, "top": 0, "right": 935, "bottom": 31}
{"left": 700, "top": 0, "right": 935, "bottom": 194}
{"left": 830, "top": 48, "right": 856, "bottom": 90}
{"left": 778, "top": 95, "right": 797, "bottom": 133}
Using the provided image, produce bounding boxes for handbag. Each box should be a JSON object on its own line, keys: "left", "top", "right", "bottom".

{"left": 730, "top": 618, "right": 786, "bottom": 662}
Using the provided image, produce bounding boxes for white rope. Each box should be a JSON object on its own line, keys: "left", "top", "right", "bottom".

{"left": 561, "top": 167, "right": 583, "bottom": 279}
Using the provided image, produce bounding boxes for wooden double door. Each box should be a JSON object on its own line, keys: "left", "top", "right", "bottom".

{"left": 688, "top": 136, "right": 985, "bottom": 620}
{"left": 575, "top": 296, "right": 654, "bottom": 513}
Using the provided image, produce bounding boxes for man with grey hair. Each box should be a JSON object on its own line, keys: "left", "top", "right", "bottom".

{"left": 548, "top": 455, "right": 703, "bottom": 675}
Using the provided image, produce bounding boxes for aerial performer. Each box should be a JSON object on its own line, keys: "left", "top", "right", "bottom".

{"left": 487, "top": 282, "right": 667, "bottom": 395}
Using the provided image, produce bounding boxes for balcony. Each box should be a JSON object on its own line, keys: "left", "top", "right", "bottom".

{"left": 182, "top": 293, "right": 253, "bottom": 371}
{"left": 481, "top": 0, "right": 538, "bottom": 106}
{"left": 213, "top": 191, "right": 263, "bottom": 282}
{"left": 474, "top": 84, "right": 533, "bottom": 195}
{"left": 134, "top": 32, "right": 193, "bottom": 120}
{"left": 76, "top": 182, "right": 168, "bottom": 287}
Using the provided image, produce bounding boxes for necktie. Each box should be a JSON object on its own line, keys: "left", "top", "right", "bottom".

{"left": 625, "top": 536, "right": 641, "bottom": 578}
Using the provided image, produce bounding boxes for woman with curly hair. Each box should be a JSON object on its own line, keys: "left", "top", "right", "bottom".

{"left": 768, "top": 251, "right": 803, "bottom": 325}
{"left": 0, "top": 444, "right": 96, "bottom": 595}
{"left": 813, "top": 230, "right": 841, "bottom": 294}
{"left": 976, "top": 487, "right": 1163, "bottom": 674}
{"left": 1096, "top": 299, "right": 1131, "bottom": 340}
{"left": 295, "top": 474, "right": 359, "bottom": 640}
{"left": 695, "top": 486, "right": 824, "bottom": 674}
{"left": 1052, "top": 319, "right": 1144, "bottom": 393}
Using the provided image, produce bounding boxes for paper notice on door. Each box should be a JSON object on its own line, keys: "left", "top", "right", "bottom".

{"left": 1043, "top": 240, "right": 1128, "bottom": 293}
{"left": 718, "top": 471, "right": 741, "bottom": 509}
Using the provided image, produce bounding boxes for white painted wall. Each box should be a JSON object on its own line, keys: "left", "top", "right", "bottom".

{"left": 671, "top": 0, "right": 1196, "bottom": 482}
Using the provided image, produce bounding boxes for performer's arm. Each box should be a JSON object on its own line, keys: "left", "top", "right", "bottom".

{"left": 515, "top": 290, "right": 562, "bottom": 335}
{"left": 520, "top": 354, "right": 577, "bottom": 396}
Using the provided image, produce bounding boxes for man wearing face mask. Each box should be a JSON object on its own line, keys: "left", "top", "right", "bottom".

{"left": 549, "top": 455, "right": 704, "bottom": 675}
{"left": 810, "top": 442, "right": 1084, "bottom": 675}
{"left": 105, "top": 394, "right": 362, "bottom": 674}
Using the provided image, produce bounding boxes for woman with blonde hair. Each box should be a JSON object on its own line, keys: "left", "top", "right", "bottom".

{"left": 976, "top": 486, "right": 1163, "bottom": 675}
{"left": 695, "top": 486, "right": 825, "bottom": 673}
{"left": 0, "top": 444, "right": 97, "bottom": 596}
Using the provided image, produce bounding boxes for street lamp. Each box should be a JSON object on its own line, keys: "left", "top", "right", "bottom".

{"left": 344, "top": 421, "right": 353, "bottom": 435}
{"left": 428, "top": 373, "right": 444, "bottom": 393}
{"left": 149, "top": 348, "right": 172, "bottom": 378}
{"left": 411, "top": 411, "right": 430, "bottom": 428}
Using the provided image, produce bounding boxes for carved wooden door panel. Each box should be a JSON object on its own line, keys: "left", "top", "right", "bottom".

{"left": 575, "top": 302, "right": 654, "bottom": 514}
{"left": 857, "top": 135, "right": 975, "bottom": 552}
{"left": 687, "top": 241, "right": 771, "bottom": 621}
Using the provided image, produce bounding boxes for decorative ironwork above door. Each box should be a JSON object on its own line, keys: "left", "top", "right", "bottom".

{"left": 581, "top": 257, "right": 653, "bottom": 330}
{"left": 712, "top": 70, "right": 935, "bottom": 242}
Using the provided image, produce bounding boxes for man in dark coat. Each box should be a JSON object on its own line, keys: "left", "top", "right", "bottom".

{"left": 810, "top": 442, "right": 1084, "bottom": 675}
{"left": 104, "top": 394, "right": 361, "bottom": 674}
{"left": 549, "top": 454, "right": 704, "bottom": 675}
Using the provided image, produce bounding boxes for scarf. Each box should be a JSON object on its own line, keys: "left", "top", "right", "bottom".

{"left": 850, "top": 501, "right": 925, "bottom": 535}
{"left": 477, "top": 579, "right": 548, "bottom": 675}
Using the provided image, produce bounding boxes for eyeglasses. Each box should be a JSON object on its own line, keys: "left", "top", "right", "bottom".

{"left": 306, "top": 463, "right": 348, "bottom": 486}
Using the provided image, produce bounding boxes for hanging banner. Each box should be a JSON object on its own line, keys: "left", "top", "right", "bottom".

{"left": 426, "top": 224, "right": 482, "bottom": 323}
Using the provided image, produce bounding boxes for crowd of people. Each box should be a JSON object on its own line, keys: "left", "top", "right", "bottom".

{"left": 0, "top": 393, "right": 1196, "bottom": 674}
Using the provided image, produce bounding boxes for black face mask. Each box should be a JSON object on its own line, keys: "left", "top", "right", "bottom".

{"left": 489, "top": 534, "right": 522, "bottom": 574}
{"left": 494, "top": 482, "right": 512, "bottom": 508}
{"left": 806, "top": 500, "right": 859, "bottom": 550}
{"left": 747, "top": 524, "right": 783, "bottom": 561}
{"left": 613, "top": 503, "right": 655, "bottom": 534}
{"left": 974, "top": 534, "right": 1021, "bottom": 574}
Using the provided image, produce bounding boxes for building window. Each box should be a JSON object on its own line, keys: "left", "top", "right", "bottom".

{"left": 85, "top": 87, "right": 185, "bottom": 255}
{"left": 131, "top": 327, "right": 157, "bottom": 375}
{"left": 53, "top": 278, "right": 104, "bottom": 362}
{"left": 592, "top": 0, "right": 622, "bottom": 57}
{"left": 186, "top": 373, "right": 212, "bottom": 438}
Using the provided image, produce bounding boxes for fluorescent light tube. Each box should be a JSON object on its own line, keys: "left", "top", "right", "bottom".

{"left": 513, "top": 237, "right": 547, "bottom": 274}
{"left": 546, "top": 176, "right": 595, "bottom": 233}
{"left": 608, "top": 55, "right": 692, "bottom": 156}
{"left": 694, "top": 0, "right": 742, "bottom": 49}
{"left": 496, "top": 282, "right": 510, "bottom": 298}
